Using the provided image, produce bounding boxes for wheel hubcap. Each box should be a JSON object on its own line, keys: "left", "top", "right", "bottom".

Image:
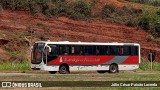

{"left": 111, "top": 66, "right": 117, "bottom": 72}
{"left": 61, "top": 66, "right": 66, "bottom": 73}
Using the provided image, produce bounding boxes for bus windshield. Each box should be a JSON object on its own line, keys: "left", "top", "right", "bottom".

{"left": 31, "top": 43, "right": 45, "bottom": 64}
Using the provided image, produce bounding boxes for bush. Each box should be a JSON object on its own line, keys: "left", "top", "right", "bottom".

{"left": 155, "top": 23, "right": 160, "bottom": 37}
{"left": 49, "top": 0, "right": 92, "bottom": 20}
{"left": 101, "top": 4, "right": 116, "bottom": 18}
{"left": 126, "top": 21, "right": 135, "bottom": 27}
{"left": 138, "top": 8, "right": 160, "bottom": 37}
{"left": 70, "top": 0, "right": 91, "bottom": 20}
{"left": 101, "top": 4, "right": 140, "bottom": 26}
{"left": 138, "top": 17, "right": 150, "bottom": 31}
{"left": 0, "top": 0, "right": 94, "bottom": 20}
{"left": 126, "top": 0, "right": 160, "bottom": 7}
{"left": 0, "top": 0, "right": 29, "bottom": 10}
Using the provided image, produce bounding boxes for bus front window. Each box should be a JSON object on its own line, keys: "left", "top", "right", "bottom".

{"left": 31, "top": 43, "right": 45, "bottom": 64}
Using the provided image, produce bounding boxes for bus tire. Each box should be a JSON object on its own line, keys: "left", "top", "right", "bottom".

{"left": 97, "top": 70, "right": 107, "bottom": 73}
{"left": 49, "top": 71, "right": 57, "bottom": 74}
{"left": 59, "top": 64, "right": 70, "bottom": 74}
{"left": 109, "top": 64, "right": 118, "bottom": 73}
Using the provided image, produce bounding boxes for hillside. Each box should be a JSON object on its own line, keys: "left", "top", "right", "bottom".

{"left": 0, "top": 0, "right": 160, "bottom": 62}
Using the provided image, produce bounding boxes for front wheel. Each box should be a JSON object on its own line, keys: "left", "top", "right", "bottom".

{"left": 59, "top": 65, "right": 70, "bottom": 74}
{"left": 109, "top": 64, "right": 118, "bottom": 73}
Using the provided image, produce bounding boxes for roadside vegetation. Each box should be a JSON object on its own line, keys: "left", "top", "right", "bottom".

{"left": 0, "top": 0, "right": 160, "bottom": 40}
{"left": 101, "top": 4, "right": 142, "bottom": 27}
{"left": 0, "top": 51, "right": 29, "bottom": 71}
{"left": 139, "top": 61, "right": 160, "bottom": 71}
{"left": 0, "top": 0, "right": 95, "bottom": 20}
{"left": 124, "top": 0, "right": 160, "bottom": 43}
{"left": 0, "top": 60, "right": 30, "bottom": 71}
{"left": 125, "top": 0, "right": 160, "bottom": 7}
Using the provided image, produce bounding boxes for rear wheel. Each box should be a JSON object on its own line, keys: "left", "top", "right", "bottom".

{"left": 97, "top": 70, "right": 107, "bottom": 73}
{"left": 109, "top": 64, "right": 118, "bottom": 73}
{"left": 59, "top": 65, "right": 70, "bottom": 74}
{"left": 49, "top": 71, "right": 57, "bottom": 74}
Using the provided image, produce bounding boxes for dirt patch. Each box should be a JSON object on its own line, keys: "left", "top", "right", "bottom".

{"left": 0, "top": 48, "right": 10, "bottom": 60}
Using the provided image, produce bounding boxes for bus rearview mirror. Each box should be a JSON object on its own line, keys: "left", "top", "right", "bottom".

{"left": 46, "top": 46, "right": 52, "bottom": 53}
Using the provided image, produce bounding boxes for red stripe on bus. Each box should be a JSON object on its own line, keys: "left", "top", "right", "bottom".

{"left": 121, "top": 56, "right": 139, "bottom": 64}
{"left": 47, "top": 56, "right": 115, "bottom": 65}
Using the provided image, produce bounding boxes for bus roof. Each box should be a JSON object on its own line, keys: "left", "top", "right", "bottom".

{"left": 35, "top": 41, "right": 140, "bottom": 46}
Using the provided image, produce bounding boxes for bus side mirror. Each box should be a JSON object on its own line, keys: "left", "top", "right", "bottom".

{"left": 46, "top": 45, "right": 52, "bottom": 53}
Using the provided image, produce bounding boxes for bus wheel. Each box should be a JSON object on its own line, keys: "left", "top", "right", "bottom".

{"left": 59, "top": 65, "right": 70, "bottom": 74}
{"left": 49, "top": 71, "right": 57, "bottom": 74}
{"left": 109, "top": 64, "right": 118, "bottom": 73}
{"left": 97, "top": 70, "right": 107, "bottom": 73}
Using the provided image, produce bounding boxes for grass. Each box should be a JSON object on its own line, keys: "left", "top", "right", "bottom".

{"left": 0, "top": 60, "right": 31, "bottom": 71}
{"left": 139, "top": 61, "right": 160, "bottom": 71}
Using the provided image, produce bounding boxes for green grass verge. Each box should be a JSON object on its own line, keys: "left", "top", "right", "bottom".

{"left": 0, "top": 60, "right": 31, "bottom": 71}
{"left": 139, "top": 61, "right": 160, "bottom": 71}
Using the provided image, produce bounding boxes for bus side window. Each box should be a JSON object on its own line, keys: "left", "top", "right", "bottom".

{"left": 84, "top": 46, "right": 88, "bottom": 55}
{"left": 123, "top": 46, "right": 131, "bottom": 55}
{"left": 80, "top": 46, "right": 84, "bottom": 55}
{"left": 97, "top": 46, "right": 107, "bottom": 55}
{"left": 59, "top": 45, "right": 71, "bottom": 55}
{"left": 131, "top": 46, "right": 138, "bottom": 56}
{"left": 96, "top": 46, "right": 100, "bottom": 55}
{"left": 97, "top": 46, "right": 110, "bottom": 55}
{"left": 48, "top": 45, "right": 58, "bottom": 56}
{"left": 119, "top": 46, "right": 124, "bottom": 55}
{"left": 59, "top": 46, "right": 63, "bottom": 55}
{"left": 64, "top": 46, "right": 71, "bottom": 55}
{"left": 135, "top": 46, "right": 138, "bottom": 55}
{"left": 123, "top": 46, "right": 129, "bottom": 55}
{"left": 85, "top": 46, "right": 96, "bottom": 55}
{"left": 92, "top": 46, "right": 96, "bottom": 55}
{"left": 105, "top": 46, "right": 110, "bottom": 55}
{"left": 110, "top": 46, "right": 119, "bottom": 55}
{"left": 74, "top": 46, "right": 84, "bottom": 55}
{"left": 71, "top": 46, "right": 75, "bottom": 55}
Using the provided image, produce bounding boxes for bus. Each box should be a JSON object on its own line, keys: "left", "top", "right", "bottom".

{"left": 31, "top": 41, "right": 140, "bottom": 74}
